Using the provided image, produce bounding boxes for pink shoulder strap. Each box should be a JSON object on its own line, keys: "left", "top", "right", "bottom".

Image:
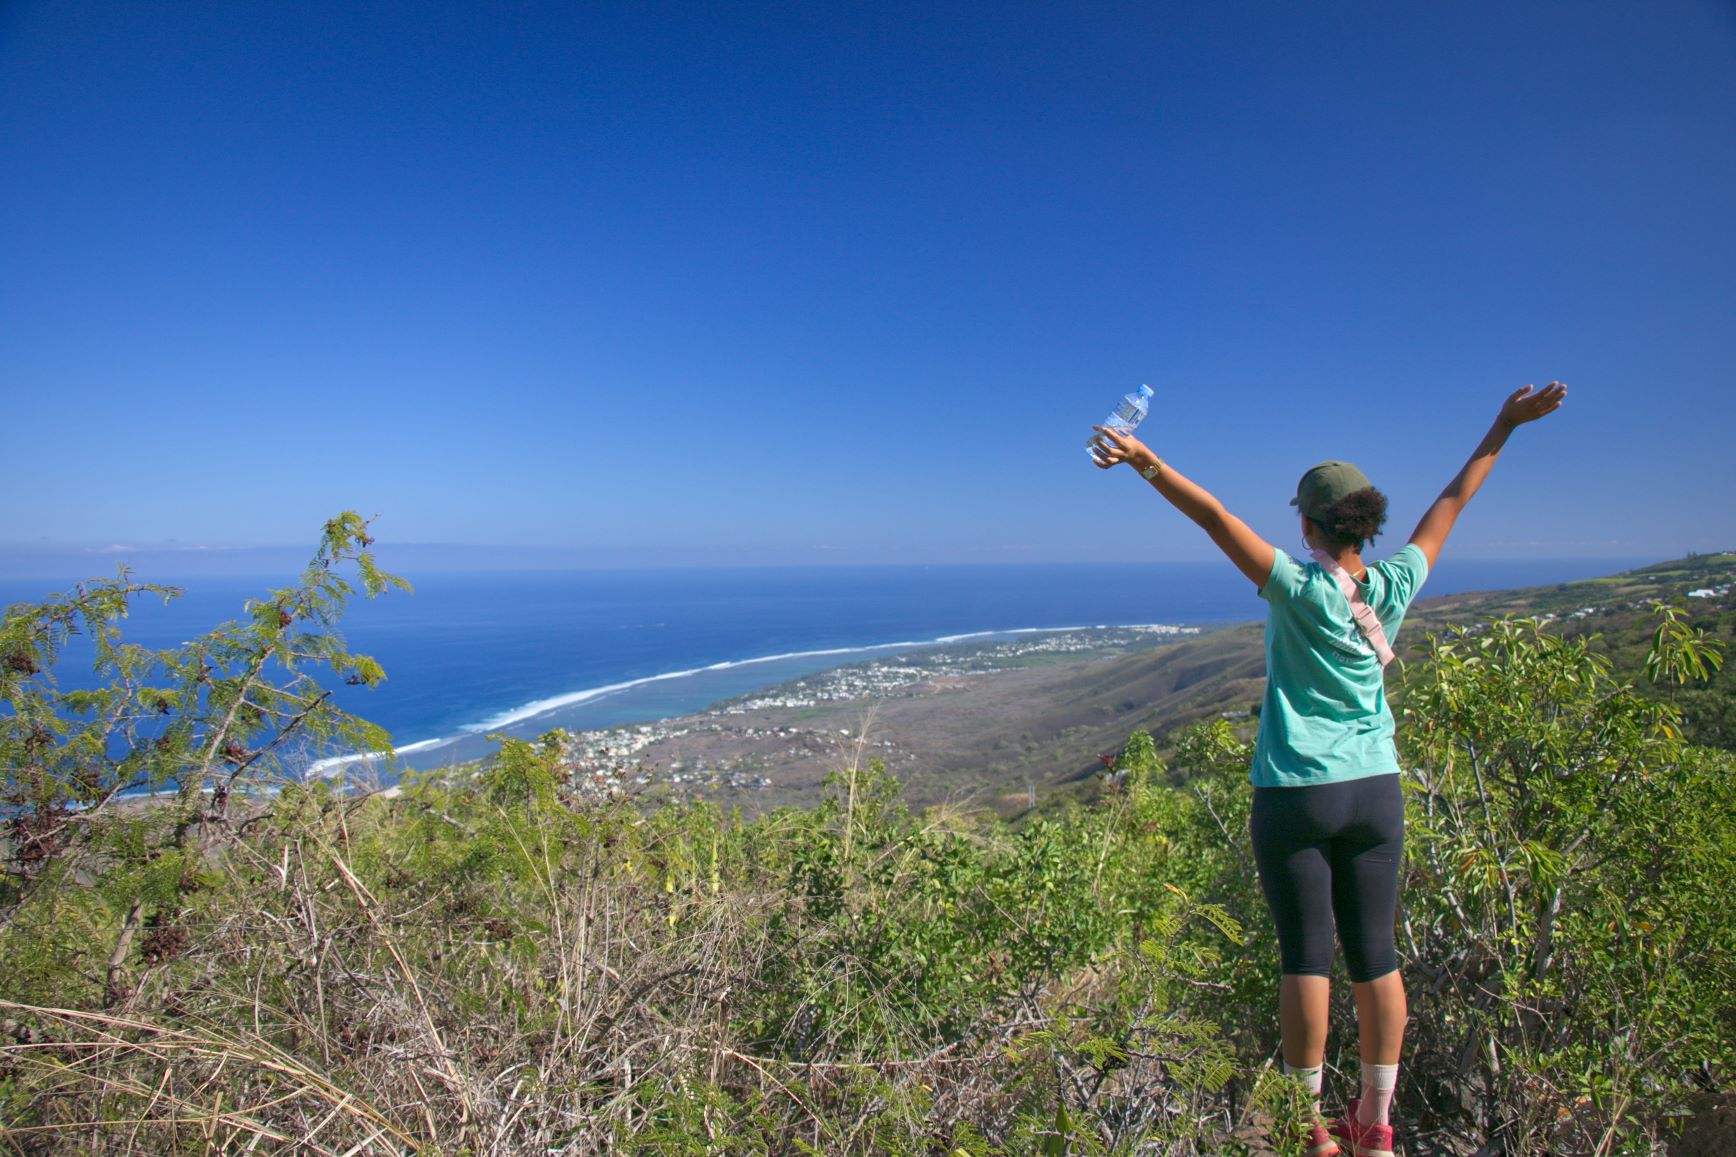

{"left": 1310, "top": 549, "right": 1396, "bottom": 668}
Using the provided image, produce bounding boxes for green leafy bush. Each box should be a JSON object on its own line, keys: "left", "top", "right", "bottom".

{"left": 1397, "top": 614, "right": 1735, "bottom": 1153}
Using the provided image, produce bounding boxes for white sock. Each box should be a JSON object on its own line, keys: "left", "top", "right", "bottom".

{"left": 1284, "top": 1061, "right": 1324, "bottom": 1113}
{"left": 1357, "top": 1062, "right": 1398, "bottom": 1126}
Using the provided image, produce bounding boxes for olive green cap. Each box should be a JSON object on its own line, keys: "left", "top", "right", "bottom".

{"left": 1289, "top": 460, "right": 1374, "bottom": 521}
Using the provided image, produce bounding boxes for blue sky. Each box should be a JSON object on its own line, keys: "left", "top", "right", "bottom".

{"left": 4, "top": 0, "right": 1734, "bottom": 572}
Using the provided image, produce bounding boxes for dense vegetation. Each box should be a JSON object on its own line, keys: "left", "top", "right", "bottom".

{"left": 2, "top": 521, "right": 1731, "bottom": 1155}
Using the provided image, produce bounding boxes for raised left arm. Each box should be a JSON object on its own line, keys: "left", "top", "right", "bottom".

{"left": 1092, "top": 426, "right": 1276, "bottom": 588}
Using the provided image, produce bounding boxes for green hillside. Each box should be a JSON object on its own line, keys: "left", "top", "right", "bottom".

{"left": 2, "top": 527, "right": 1732, "bottom": 1155}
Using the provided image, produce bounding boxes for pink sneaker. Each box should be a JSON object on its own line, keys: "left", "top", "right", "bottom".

{"left": 1351, "top": 1122, "right": 1395, "bottom": 1157}
{"left": 1304, "top": 1118, "right": 1342, "bottom": 1157}
{"left": 1329, "top": 1099, "right": 1361, "bottom": 1153}
{"left": 1329, "top": 1099, "right": 1397, "bottom": 1157}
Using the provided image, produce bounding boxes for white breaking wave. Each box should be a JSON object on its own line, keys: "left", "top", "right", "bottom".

{"left": 305, "top": 735, "right": 452, "bottom": 776}
{"left": 463, "top": 640, "right": 940, "bottom": 732}
{"left": 392, "top": 737, "right": 449, "bottom": 755}
{"left": 932, "top": 625, "right": 1097, "bottom": 643}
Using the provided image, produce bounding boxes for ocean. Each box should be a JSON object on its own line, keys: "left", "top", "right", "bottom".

{"left": 1, "top": 557, "right": 1648, "bottom": 775}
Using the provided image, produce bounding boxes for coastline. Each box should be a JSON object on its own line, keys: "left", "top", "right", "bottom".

{"left": 306, "top": 622, "right": 1205, "bottom": 779}
{"left": 505, "top": 623, "right": 1221, "bottom": 816}
{"left": 307, "top": 623, "right": 1211, "bottom": 810}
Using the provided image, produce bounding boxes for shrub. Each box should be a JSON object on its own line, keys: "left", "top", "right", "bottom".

{"left": 1397, "top": 614, "right": 1735, "bottom": 1154}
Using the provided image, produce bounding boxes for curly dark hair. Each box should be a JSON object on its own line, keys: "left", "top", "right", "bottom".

{"left": 1309, "top": 487, "right": 1388, "bottom": 552}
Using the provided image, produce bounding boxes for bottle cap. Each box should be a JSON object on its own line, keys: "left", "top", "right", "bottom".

{"left": 1137, "top": 384, "right": 1153, "bottom": 397}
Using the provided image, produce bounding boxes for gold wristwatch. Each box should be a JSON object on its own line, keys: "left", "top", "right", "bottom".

{"left": 1140, "top": 458, "right": 1164, "bottom": 481}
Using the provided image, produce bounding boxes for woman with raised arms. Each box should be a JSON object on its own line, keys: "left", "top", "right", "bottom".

{"left": 1090, "top": 381, "right": 1567, "bottom": 1157}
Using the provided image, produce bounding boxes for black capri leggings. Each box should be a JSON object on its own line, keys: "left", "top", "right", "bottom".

{"left": 1249, "top": 773, "right": 1403, "bottom": 983}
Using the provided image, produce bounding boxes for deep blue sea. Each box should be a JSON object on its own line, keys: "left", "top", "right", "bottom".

{"left": 2, "top": 558, "right": 1647, "bottom": 775}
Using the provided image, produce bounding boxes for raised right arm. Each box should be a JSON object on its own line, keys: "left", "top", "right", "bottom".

{"left": 1409, "top": 382, "right": 1567, "bottom": 569}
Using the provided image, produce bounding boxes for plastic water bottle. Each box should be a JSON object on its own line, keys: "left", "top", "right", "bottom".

{"left": 1086, "top": 384, "right": 1153, "bottom": 459}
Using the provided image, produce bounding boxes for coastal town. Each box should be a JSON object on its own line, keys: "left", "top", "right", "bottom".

{"left": 554, "top": 624, "right": 1199, "bottom": 803}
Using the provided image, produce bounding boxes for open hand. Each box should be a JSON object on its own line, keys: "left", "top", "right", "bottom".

{"left": 1497, "top": 381, "right": 1568, "bottom": 430}
{"left": 1090, "top": 426, "right": 1155, "bottom": 472}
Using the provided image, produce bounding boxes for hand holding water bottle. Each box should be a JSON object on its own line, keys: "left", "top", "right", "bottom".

{"left": 1087, "top": 384, "right": 1156, "bottom": 469}
{"left": 1089, "top": 424, "right": 1160, "bottom": 474}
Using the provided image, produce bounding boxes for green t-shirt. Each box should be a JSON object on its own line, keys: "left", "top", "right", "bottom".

{"left": 1250, "top": 543, "right": 1429, "bottom": 787}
